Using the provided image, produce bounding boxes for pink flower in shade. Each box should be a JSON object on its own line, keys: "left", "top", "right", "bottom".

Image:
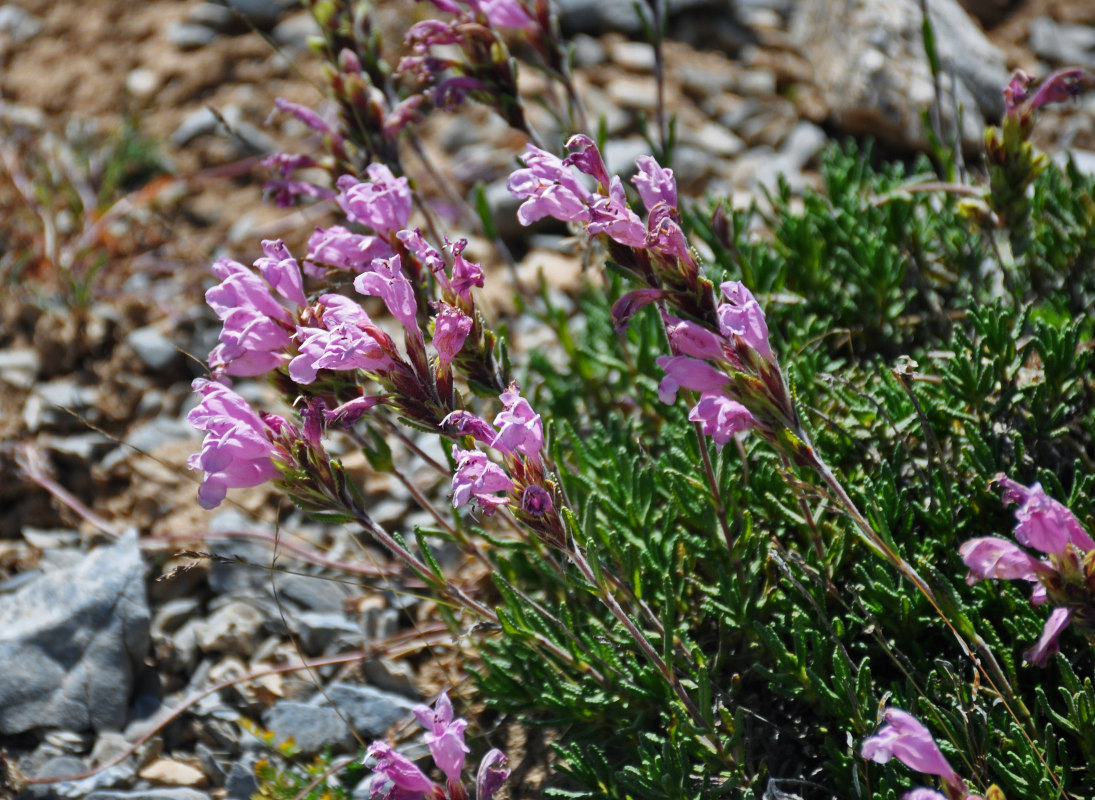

{"left": 306, "top": 226, "right": 394, "bottom": 276}
{"left": 563, "top": 134, "right": 611, "bottom": 188}
{"left": 646, "top": 205, "right": 694, "bottom": 263}
{"left": 451, "top": 447, "right": 514, "bottom": 511}
{"left": 491, "top": 385, "right": 543, "bottom": 457}
{"left": 632, "top": 155, "right": 678, "bottom": 211}
{"left": 611, "top": 288, "right": 667, "bottom": 331}
{"left": 476, "top": 750, "right": 510, "bottom": 800}
{"left": 688, "top": 393, "right": 755, "bottom": 447}
{"left": 717, "top": 281, "right": 773, "bottom": 361}
{"left": 433, "top": 304, "right": 473, "bottom": 367}
{"left": 861, "top": 709, "right": 963, "bottom": 792}
{"left": 273, "top": 97, "right": 334, "bottom": 137}
{"left": 354, "top": 255, "right": 420, "bottom": 335}
{"left": 902, "top": 790, "right": 950, "bottom": 800}
{"left": 187, "top": 379, "right": 283, "bottom": 510}
{"left": 363, "top": 741, "right": 442, "bottom": 800}
{"left": 506, "top": 144, "right": 593, "bottom": 226}
{"left": 521, "top": 484, "right": 554, "bottom": 516}
{"left": 323, "top": 395, "right": 386, "bottom": 428}
{"left": 1024, "top": 606, "right": 1073, "bottom": 667}
{"left": 413, "top": 693, "right": 469, "bottom": 783}
{"left": 441, "top": 410, "right": 497, "bottom": 447}
{"left": 959, "top": 538, "right": 1052, "bottom": 584}
{"left": 662, "top": 313, "right": 725, "bottom": 361}
{"left": 655, "top": 355, "right": 731, "bottom": 404}
{"left": 336, "top": 165, "right": 412, "bottom": 237}
{"left": 398, "top": 229, "right": 448, "bottom": 276}
{"left": 996, "top": 476, "right": 1095, "bottom": 555}
{"left": 449, "top": 238, "right": 485, "bottom": 301}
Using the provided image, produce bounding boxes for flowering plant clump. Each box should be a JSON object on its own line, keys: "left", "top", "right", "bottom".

{"left": 182, "top": 4, "right": 1095, "bottom": 797}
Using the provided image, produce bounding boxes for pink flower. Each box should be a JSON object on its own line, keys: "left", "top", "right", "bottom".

{"left": 632, "top": 155, "right": 677, "bottom": 211}
{"left": 563, "top": 134, "right": 611, "bottom": 188}
{"left": 441, "top": 410, "right": 497, "bottom": 446}
{"left": 355, "top": 255, "right": 420, "bottom": 335}
{"left": 363, "top": 741, "right": 442, "bottom": 800}
{"left": 717, "top": 281, "right": 773, "bottom": 361}
{"left": 997, "top": 476, "right": 1095, "bottom": 555}
{"left": 187, "top": 379, "right": 283, "bottom": 509}
{"left": 663, "top": 313, "right": 725, "bottom": 361}
{"left": 689, "top": 393, "right": 755, "bottom": 447}
{"left": 433, "top": 304, "right": 473, "bottom": 367}
{"left": 1024, "top": 606, "right": 1073, "bottom": 666}
{"left": 451, "top": 448, "right": 514, "bottom": 511}
{"left": 273, "top": 97, "right": 334, "bottom": 137}
{"left": 959, "top": 537, "right": 1052, "bottom": 584}
{"left": 646, "top": 204, "right": 694, "bottom": 263}
{"left": 520, "top": 484, "right": 553, "bottom": 516}
{"left": 507, "top": 144, "right": 593, "bottom": 226}
{"left": 470, "top": 0, "right": 535, "bottom": 29}
{"left": 586, "top": 176, "right": 646, "bottom": 247}
{"left": 413, "top": 692, "right": 469, "bottom": 783}
{"left": 255, "top": 239, "right": 307, "bottom": 308}
{"left": 323, "top": 395, "right": 385, "bottom": 428}
{"left": 861, "top": 708, "right": 963, "bottom": 791}
{"left": 491, "top": 385, "right": 543, "bottom": 457}
{"left": 336, "top": 165, "right": 412, "bottom": 237}
{"left": 289, "top": 295, "right": 394, "bottom": 384}
{"left": 306, "top": 225, "right": 393, "bottom": 276}
{"left": 655, "top": 355, "right": 730, "bottom": 404}
{"left": 611, "top": 289, "right": 666, "bottom": 331}
{"left": 449, "top": 238, "right": 485, "bottom": 301}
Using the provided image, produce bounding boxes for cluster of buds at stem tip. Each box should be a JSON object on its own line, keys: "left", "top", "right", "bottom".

{"left": 443, "top": 383, "right": 567, "bottom": 550}
{"left": 965, "top": 67, "right": 1095, "bottom": 234}
{"left": 959, "top": 476, "right": 1095, "bottom": 666}
{"left": 363, "top": 691, "right": 509, "bottom": 800}
{"left": 400, "top": 0, "right": 534, "bottom": 136}
{"left": 861, "top": 708, "right": 1003, "bottom": 800}
{"left": 506, "top": 135, "right": 809, "bottom": 462}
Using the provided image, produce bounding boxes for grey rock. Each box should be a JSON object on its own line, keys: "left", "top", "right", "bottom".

{"left": 228, "top": 120, "right": 277, "bottom": 156}
{"left": 554, "top": 0, "right": 720, "bottom": 36}
{"left": 291, "top": 611, "right": 363, "bottom": 652}
{"left": 1029, "top": 17, "right": 1095, "bottom": 68}
{"left": 222, "top": 0, "right": 294, "bottom": 30}
{"left": 188, "top": 2, "right": 237, "bottom": 32}
{"left": 483, "top": 179, "right": 526, "bottom": 241}
{"left": 570, "top": 33, "right": 607, "bottom": 68}
{"left": 0, "top": 347, "right": 40, "bottom": 388}
{"left": 686, "top": 122, "right": 745, "bottom": 158}
{"left": 166, "top": 21, "right": 219, "bottom": 50}
{"left": 609, "top": 41, "right": 656, "bottom": 72}
{"left": 363, "top": 658, "right": 418, "bottom": 698}
{"left": 172, "top": 108, "right": 220, "bottom": 147}
{"left": 40, "top": 432, "right": 113, "bottom": 461}
{"left": 23, "top": 379, "right": 99, "bottom": 433}
{"left": 733, "top": 68, "right": 777, "bottom": 98}
{"left": 225, "top": 755, "right": 260, "bottom": 800}
{"left": 276, "top": 571, "right": 353, "bottom": 613}
{"left": 192, "top": 600, "right": 267, "bottom": 656}
{"left": 262, "top": 701, "right": 348, "bottom": 754}
{"left": 778, "top": 120, "right": 828, "bottom": 172}
{"left": 207, "top": 512, "right": 272, "bottom": 595}
{"left": 0, "top": 5, "right": 44, "bottom": 42}
{"left": 21, "top": 756, "right": 86, "bottom": 800}
{"left": 0, "top": 532, "right": 149, "bottom": 734}
{"left": 272, "top": 12, "right": 321, "bottom": 49}
{"left": 790, "top": 0, "right": 1008, "bottom": 151}
{"left": 126, "top": 325, "right": 179, "bottom": 371}
{"left": 100, "top": 416, "right": 197, "bottom": 472}
{"left": 316, "top": 683, "right": 417, "bottom": 739}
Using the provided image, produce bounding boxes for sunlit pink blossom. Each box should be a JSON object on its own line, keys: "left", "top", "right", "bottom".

{"left": 862, "top": 708, "right": 963, "bottom": 790}
{"left": 492, "top": 385, "right": 543, "bottom": 457}
{"left": 689, "top": 393, "right": 755, "bottom": 447}
{"left": 433, "top": 304, "right": 473, "bottom": 367}
{"left": 451, "top": 447, "right": 514, "bottom": 511}
{"left": 354, "top": 255, "right": 420, "bottom": 335}
{"left": 655, "top": 355, "right": 730, "bottom": 404}
{"left": 336, "top": 165, "right": 412, "bottom": 237}
{"left": 959, "top": 537, "right": 1052, "bottom": 584}
{"left": 997, "top": 476, "right": 1095, "bottom": 554}
{"left": 632, "top": 155, "right": 677, "bottom": 210}
{"left": 306, "top": 226, "right": 393, "bottom": 275}
{"left": 413, "top": 692, "right": 469, "bottom": 783}
{"left": 717, "top": 281, "right": 773, "bottom": 361}
{"left": 363, "top": 741, "right": 442, "bottom": 800}
{"left": 1025, "top": 606, "right": 1073, "bottom": 666}
{"left": 187, "top": 379, "right": 283, "bottom": 509}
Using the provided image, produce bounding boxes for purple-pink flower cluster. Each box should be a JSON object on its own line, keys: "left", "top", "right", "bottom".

{"left": 363, "top": 692, "right": 508, "bottom": 800}
{"left": 960, "top": 476, "right": 1095, "bottom": 666}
